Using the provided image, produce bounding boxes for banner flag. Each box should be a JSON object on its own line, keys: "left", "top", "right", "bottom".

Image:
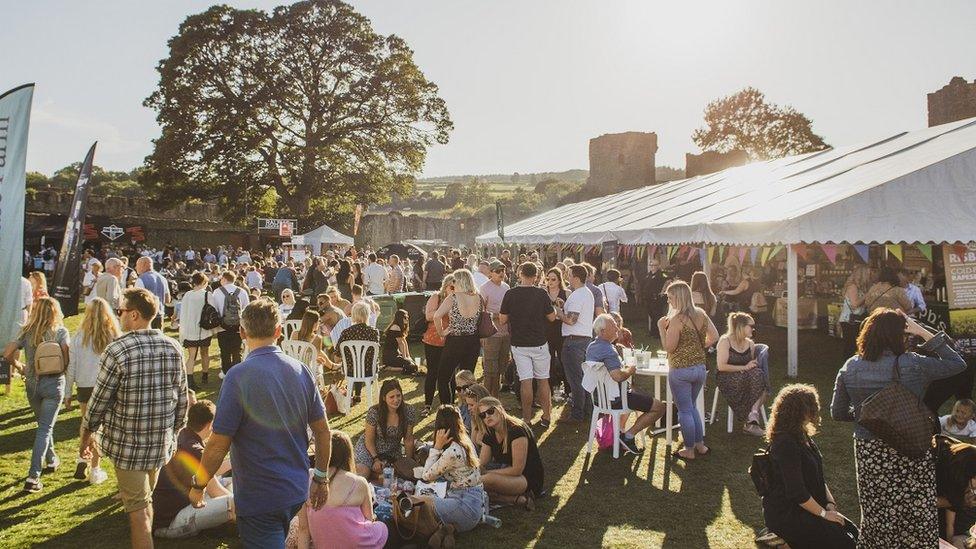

{"left": 750, "top": 247, "right": 759, "bottom": 265}
{"left": 687, "top": 245, "right": 699, "bottom": 262}
{"left": 770, "top": 245, "right": 785, "bottom": 261}
{"left": 718, "top": 246, "right": 726, "bottom": 263}
{"left": 821, "top": 244, "right": 838, "bottom": 264}
{"left": 706, "top": 246, "right": 715, "bottom": 265}
{"left": 738, "top": 247, "right": 748, "bottom": 265}
{"left": 853, "top": 243, "right": 870, "bottom": 263}
{"left": 886, "top": 244, "right": 903, "bottom": 262}
{"left": 668, "top": 245, "right": 677, "bottom": 260}
{"left": 647, "top": 245, "right": 657, "bottom": 260}
{"left": 917, "top": 243, "right": 933, "bottom": 262}
{"left": 0, "top": 84, "right": 34, "bottom": 347}
{"left": 698, "top": 247, "right": 706, "bottom": 267}
{"left": 52, "top": 142, "right": 97, "bottom": 317}
{"left": 793, "top": 243, "right": 808, "bottom": 261}
{"left": 760, "top": 247, "right": 772, "bottom": 266}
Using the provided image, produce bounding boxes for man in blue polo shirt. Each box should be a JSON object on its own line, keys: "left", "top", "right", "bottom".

{"left": 585, "top": 313, "right": 665, "bottom": 455}
{"left": 188, "top": 298, "right": 332, "bottom": 549}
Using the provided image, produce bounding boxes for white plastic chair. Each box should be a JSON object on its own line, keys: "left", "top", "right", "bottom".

{"left": 710, "top": 386, "right": 768, "bottom": 433}
{"left": 585, "top": 361, "right": 645, "bottom": 459}
{"left": 281, "top": 339, "right": 322, "bottom": 386}
{"left": 283, "top": 320, "right": 303, "bottom": 340}
{"left": 338, "top": 340, "right": 380, "bottom": 409}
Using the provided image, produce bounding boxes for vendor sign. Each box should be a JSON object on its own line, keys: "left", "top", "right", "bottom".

{"left": 945, "top": 243, "right": 976, "bottom": 309}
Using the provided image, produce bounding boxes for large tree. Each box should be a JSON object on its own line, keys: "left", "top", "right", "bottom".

{"left": 692, "top": 87, "right": 827, "bottom": 160}
{"left": 140, "top": 0, "right": 452, "bottom": 226}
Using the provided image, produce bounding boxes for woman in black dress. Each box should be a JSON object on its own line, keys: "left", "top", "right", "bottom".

{"left": 382, "top": 309, "right": 415, "bottom": 372}
{"left": 545, "top": 268, "right": 568, "bottom": 397}
{"left": 478, "top": 397, "right": 544, "bottom": 511}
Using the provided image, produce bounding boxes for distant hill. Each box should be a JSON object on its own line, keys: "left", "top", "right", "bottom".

{"left": 419, "top": 169, "right": 588, "bottom": 186}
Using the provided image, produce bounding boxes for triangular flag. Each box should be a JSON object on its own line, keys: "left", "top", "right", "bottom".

{"left": 916, "top": 243, "right": 932, "bottom": 262}
{"left": 760, "top": 247, "right": 772, "bottom": 266}
{"left": 821, "top": 244, "right": 838, "bottom": 264}
{"left": 648, "top": 245, "right": 657, "bottom": 260}
{"left": 793, "top": 243, "right": 808, "bottom": 261}
{"left": 770, "top": 245, "right": 784, "bottom": 261}
{"left": 668, "top": 245, "right": 677, "bottom": 260}
{"left": 750, "top": 247, "right": 759, "bottom": 265}
{"left": 718, "top": 246, "right": 726, "bottom": 263}
{"left": 853, "top": 244, "right": 870, "bottom": 263}
{"left": 686, "top": 246, "right": 699, "bottom": 262}
{"left": 739, "top": 247, "right": 748, "bottom": 265}
{"left": 706, "top": 246, "right": 715, "bottom": 265}
{"left": 698, "top": 248, "right": 706, "bottom": 267}
{"left": 886, "top": 244, "right": 903, "bottom": 262}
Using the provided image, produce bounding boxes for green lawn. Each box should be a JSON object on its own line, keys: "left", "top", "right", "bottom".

{"left": 0, "top": 312, "right": 863, "bottom": 548}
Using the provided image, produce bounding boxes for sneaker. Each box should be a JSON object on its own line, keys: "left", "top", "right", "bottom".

{"left": 89, "top": 467, "right": 108, "bottom": 485}
{"left": 618, "top": 433, "right": 643, "bottom": 455}
{"left": 43, "top": 456, "right": 61, "bottom": 474}
{"left": 74, "top": 458, "right": 89, "bottom": 480}
{"left": 23, "top": 478, "right": 42, "bottom": 493}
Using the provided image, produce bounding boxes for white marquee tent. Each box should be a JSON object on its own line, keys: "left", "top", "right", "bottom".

{"left": 477, "top": 117, "right": 976, "bottom": 376}
{"left": 295, "top": 223, "right": 354, "bottom": 255}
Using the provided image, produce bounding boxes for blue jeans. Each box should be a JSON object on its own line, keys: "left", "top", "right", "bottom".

{"left": 236, "top": 503, "right": 302, "bottom": 549}
{"left": 25, "top": 375, "right": 65, "bottom": 479}
{"left": 561, "top": 337, "right": 592, "bottom": 420}
{"left": 668, "top": 364, "right": 706, "bottom": 450}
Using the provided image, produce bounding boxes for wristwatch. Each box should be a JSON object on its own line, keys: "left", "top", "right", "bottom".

{"left": 819, "top": 508, "right": 827, "bottom": 518}
{"left": 190, "top": 475, "right": 207, "bottom": 490}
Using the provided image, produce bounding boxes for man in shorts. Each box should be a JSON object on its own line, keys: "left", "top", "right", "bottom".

{"left": 585, "top": 313, "right": 666, "bottom": 454}
{"left": 479, "top": 260, "right": 511, "bottom": 396}
{"left": 499, "top": 262, "right": 557, "bottom": 428}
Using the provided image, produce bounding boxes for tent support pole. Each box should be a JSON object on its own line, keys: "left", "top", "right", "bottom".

{"left": 787, "top": 244, "right": 798, "bottom": 378}
{"left": 702, "top": 245, "right": 711, "bottom": 279}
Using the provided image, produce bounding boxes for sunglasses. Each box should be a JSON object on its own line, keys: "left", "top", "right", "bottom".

{"left": 478, "top": 407, "right": 497, "bottom": 420}
{"left": 457, "top": 383, "right": 472, "bottom": 393}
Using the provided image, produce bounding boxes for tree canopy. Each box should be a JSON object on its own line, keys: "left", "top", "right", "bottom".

{"left": 140, "top": 0, "right": 452, "bottom": 226}
{"left": 692, "top": 87, "right": 828, "bottom": 161}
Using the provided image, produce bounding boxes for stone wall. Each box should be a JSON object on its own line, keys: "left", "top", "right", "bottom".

{"left": 928, "top": 77, "right": 976, "bottom": 127}
{"left": 356, "top": 211, "right": 488, "bottom": 249}
{"left": 685, "top": 149, "right": 749, "bottom": 178}
{"left": 584, "top": 132, "right": 657, "bottom": 197}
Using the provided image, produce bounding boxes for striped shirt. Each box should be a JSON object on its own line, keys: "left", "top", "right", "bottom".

{"left": 84, "top": 329, "right": 188, "bottom": 471}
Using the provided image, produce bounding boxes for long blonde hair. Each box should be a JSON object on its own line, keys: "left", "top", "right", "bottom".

{"left": 452, "top": 269, "right": 478, "bottom": 295}
{"left": 725, "top": 312, "right": 754, "bottom": 345}
{"left": 80, "top": 298, "right": 121, "bottom": 354}
{"left": 18, "top": 297, "right": 64, "bottom": 348}
{"left": 29, "top": 271, "right": 47, "bottom": 294}
{"left": 479, "top": 396, "right": 527, "bottom": 454}
{"left": 666, "top": 280, "right": 697, "bottom": 321}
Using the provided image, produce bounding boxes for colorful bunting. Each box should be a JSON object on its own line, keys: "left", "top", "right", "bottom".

{"left": 821, "top": 244, "right": 838, "bottom": 264}
{"left": 750, "top": 247, "right": 759, "bottom": 265}
{"left": 668, "top": 246, "right": 677, "bottom": 260}
{"left": 648, "top": 245, "right": 657, "bottom": 260}
{"left": 739, "top": 247, "right": 749, "bottom": 265}
{"left": 718, "top": 246, "right": 726, "bottom": 263}
{"left": 792, "top": 243, "right": 808, "bottom": 261}
{"left": 706, "top": 246, "right": 715, "bottom": 265}
{"left": 853, "top": 244, "right": 870, "bottom": 263}
{"left": 886, "top": 244, "right": 903, "bottom": 262}
{"left": 698, "top": 248, "right": 706, "bottom": 267}
{"left": 760, "top": 247, "right": 772, "bottom": 266}
{"left": 770, "top": 245, "right": 784, "bottom": 261}
{"left": 686, "top": 245, "right": 699, "bottom": 262}
{"left": 915, "top": 243, "right": 932, "bottom": 262}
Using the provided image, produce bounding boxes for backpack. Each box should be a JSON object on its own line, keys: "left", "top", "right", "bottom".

{"left": 219, "top": 286, "right": 242, "bottom": 329}
{"left": 199, "top": 289, "right": 222, "bottom": 330}
{"left": 749, "top": 446, "right": 773, "bottom": 497}
{"left": 34, "top": 333, "right": 66, "bottom": 376}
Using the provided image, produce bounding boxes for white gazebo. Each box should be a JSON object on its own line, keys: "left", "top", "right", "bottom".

{"left": 477, "top": 117, "right": 976, "bottom": 377}
{"left": 295, "top": 223, "right": 354, "bottom": 255}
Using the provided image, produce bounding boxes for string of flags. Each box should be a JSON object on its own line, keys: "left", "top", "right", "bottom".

{"left": 601, "top": 242, "right": 940, "bottom": 266}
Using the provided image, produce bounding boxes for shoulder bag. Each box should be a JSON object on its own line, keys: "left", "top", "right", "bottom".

{"left": 477, "top": 295, "right": 497, "bottom": 338}
{"left": 857, "top": 355, "right": 937, "bottom": 458}
{"left": 392, "top": 494, "right": 440, "bottom": 540}
{"left": 749, "top": 446, "right": 773, "bottom": 496}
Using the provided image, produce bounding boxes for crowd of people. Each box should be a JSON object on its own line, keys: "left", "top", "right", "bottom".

{"left": 6, "top": 240, "right": 976, "bottom": 548}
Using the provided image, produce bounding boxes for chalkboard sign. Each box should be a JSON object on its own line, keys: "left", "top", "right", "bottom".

{"left": 602, "top": 240, "right": 618, "bottom": 269}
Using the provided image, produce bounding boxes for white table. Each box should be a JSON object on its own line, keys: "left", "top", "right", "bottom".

{"left": 633, "top": 358, "right": 707, "bottom": 447}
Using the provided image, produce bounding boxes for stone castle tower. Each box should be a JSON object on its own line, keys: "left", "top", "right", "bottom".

{"left": 928, "top": 76, "right": 976, "bottom": 127}
{"left": 584, "top": 132, "right": 657, "bottom": 197}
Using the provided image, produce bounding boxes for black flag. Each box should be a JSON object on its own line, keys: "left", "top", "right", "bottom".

{"left": 51, "top": 142, "right": 97, "bottom": 317}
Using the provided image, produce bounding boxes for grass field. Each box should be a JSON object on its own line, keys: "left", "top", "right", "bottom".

{"left": 0, "top": 311, "right": 865, "bottom": 548}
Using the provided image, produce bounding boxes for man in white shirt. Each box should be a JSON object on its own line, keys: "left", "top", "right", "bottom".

{"left": 94, "top": 257, "right": 124, "bottom": 311}
{"left": 385, "top": 255, "right": 405, "bottom": 293}
{"left": 557, "top": 264, "right": 595, "bottom": 424}
{"left": 245, "top": 267, "right": 263, "bottom": 291}
{"left": 185, "top": 248, "right": 196, "bottom": 262}
{"left": 600, "top": 269, "right": 629, "bottom": 314}
{"left": 209, "top": 271, "right": 250, "bottom": 375}
{"left": 362, "top": 253, "right": 387, "bottom": 296}
{"left": 471, "top": 260, "right": 490, "bottom": 289}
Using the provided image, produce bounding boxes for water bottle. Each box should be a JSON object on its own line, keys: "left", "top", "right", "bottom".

{"left": 383, "top": 466, "right": 394, "bottom": 489}
{"left": 483, "top": 514, "right": 502, "bottom": 528}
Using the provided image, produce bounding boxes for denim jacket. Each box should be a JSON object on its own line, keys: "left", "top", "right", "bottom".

{"left": 830, "top": 332, "right": 965, "bottom": 440}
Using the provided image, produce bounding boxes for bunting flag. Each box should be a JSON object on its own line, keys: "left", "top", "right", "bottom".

{"left": 760, "top": 247, "right": 772, "bottom": 266}
{"left": 886, "top": 244, "right": 903, "bottom": 262}
{"left": 770, "top": 245, "right": 784, "bottom": 261}
{"left": 668, "top": 245, "right": 677, "bottom": 260}
{"left": 793, "top": 243, "right": 808, "bottom": 261}
{"left": 706, "top": 246, "right": 715, "bottom": 265}
{"left": 698, "top": 248, "right": 706, "bottom": 267}
{"left": 750, "top": 247, "right": 759, "bottom": 265}
{"left": 821, "top": 244, "right": 838, "bottom": 264}
{"left": 687, "top": 245, "right": 699, "bottom": 262}
{"left": 718, "top": 246, "right": 726, "bottom": 263}
{"left": 916, "top": 243, "right": 933, "bottom": 262}
{"left": 739, "top": 247, "right": 748, "bottom": 265}
{"left": 648, "top": 245, "right": 657, "bottom": 260}
{"left": 853, "top": 243, "right": 870, "bottom": 263}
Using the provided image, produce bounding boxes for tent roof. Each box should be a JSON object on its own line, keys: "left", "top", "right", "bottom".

{"left": 477, "top": 117, "right": 976, "bottom": 246}
{"left": 296, "top": 223, "right": 354, "bottom": 245}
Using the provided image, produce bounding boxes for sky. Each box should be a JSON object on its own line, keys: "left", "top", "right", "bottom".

{"left": 4, "top": 0, "right": 976, "bottom": 178}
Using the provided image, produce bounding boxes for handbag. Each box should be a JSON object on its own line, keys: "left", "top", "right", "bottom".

{"left": 749, "top": 446, "right": 773, "bottom": 496}
{"left": 857, "top": 355, "right": 937, "bottom": 459}
{"left": 392, "top": 494, "right": 440, "bottom": 540}
{"left": 199, "top": 290, "right": 222, "bottom": 330}
{"left": 594, "top": 414, "right": 615, "bottom": 450}
{"left": 477, "top": 297, "right": 497, "bottom": 338}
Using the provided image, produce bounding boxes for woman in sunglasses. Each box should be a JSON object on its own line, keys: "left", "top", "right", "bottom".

{"left": 462, "top": 384, "right": 490, "bottom": 455}
{"left": 477, "top": 397, "right": 544, "bottom": 510}
{"left": 716, "top": 312, "right": 767, "bottom": 436}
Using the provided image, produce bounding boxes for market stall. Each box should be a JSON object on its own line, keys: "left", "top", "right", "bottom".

{"left": 477, "top": 117, "right": 976, "bottom": 377}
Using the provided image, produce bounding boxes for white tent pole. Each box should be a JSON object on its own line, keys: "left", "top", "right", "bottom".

{"left": 787, "top": 244, "right": 798, "bottom": 378}
{"left": 702, "top": 245, "right": 711, "bottom": 280}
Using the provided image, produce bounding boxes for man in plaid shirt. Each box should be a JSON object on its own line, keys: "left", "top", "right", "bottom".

{"left": 81, "top": 287, "right": 188, "bottom": 549}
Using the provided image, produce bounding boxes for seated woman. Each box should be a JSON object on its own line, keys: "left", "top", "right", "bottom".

{"left": 936, "top": 435, "right": 976, "bottom": 548}
{"left": 462, "top": 383, "right": 490, "bottom": 455}
{"left": 288, "top": 431, "right": 388, "bottom": 549}
{"left": 477, "top": 397, "right": 544, "bottom": 510}
{"left": 326, "top": 285, "right": 352, "bottom": 318}
{"left": 716, "top": 312, "right": 767, "bottom": 436}
{"left": 382, "top": 309, "right": 416, "bottom": 372}
{"left": 292, "top": 310, "right": 339, "bottom": 372}
{"left": 336, "top": 302, "right": 381, "bottom": 403}
{"left": 353, "top": 379, "right": 417, "bottom": 481}
{"left": 609, "top": 312, "right": 634, "bottom": 349}
{"left": 413, "top": 405, "right": 487, "bottom": 548}
{"left": 279, "top": 288, "right": 296, "bottom": 319}
{"left": 763, "top": 385, "right": 856, "bottom": 549}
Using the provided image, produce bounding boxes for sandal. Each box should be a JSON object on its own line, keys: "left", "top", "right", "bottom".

{"left": 696, "top": 446, "right": 712, "bottom": 456}
{"left": 516, "top": 491, "right": 536, "bottom": 511}
{"left": 672, "top": 450, "right": 695, "bottom": 461}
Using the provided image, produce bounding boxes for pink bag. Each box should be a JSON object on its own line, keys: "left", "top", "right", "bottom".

{"left": 594, "top": 414, "right": 615, "bottom": 450}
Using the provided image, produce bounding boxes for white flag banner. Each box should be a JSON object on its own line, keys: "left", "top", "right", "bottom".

{"left": 0, "top": 84, "right": 34, "bottom": 345}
